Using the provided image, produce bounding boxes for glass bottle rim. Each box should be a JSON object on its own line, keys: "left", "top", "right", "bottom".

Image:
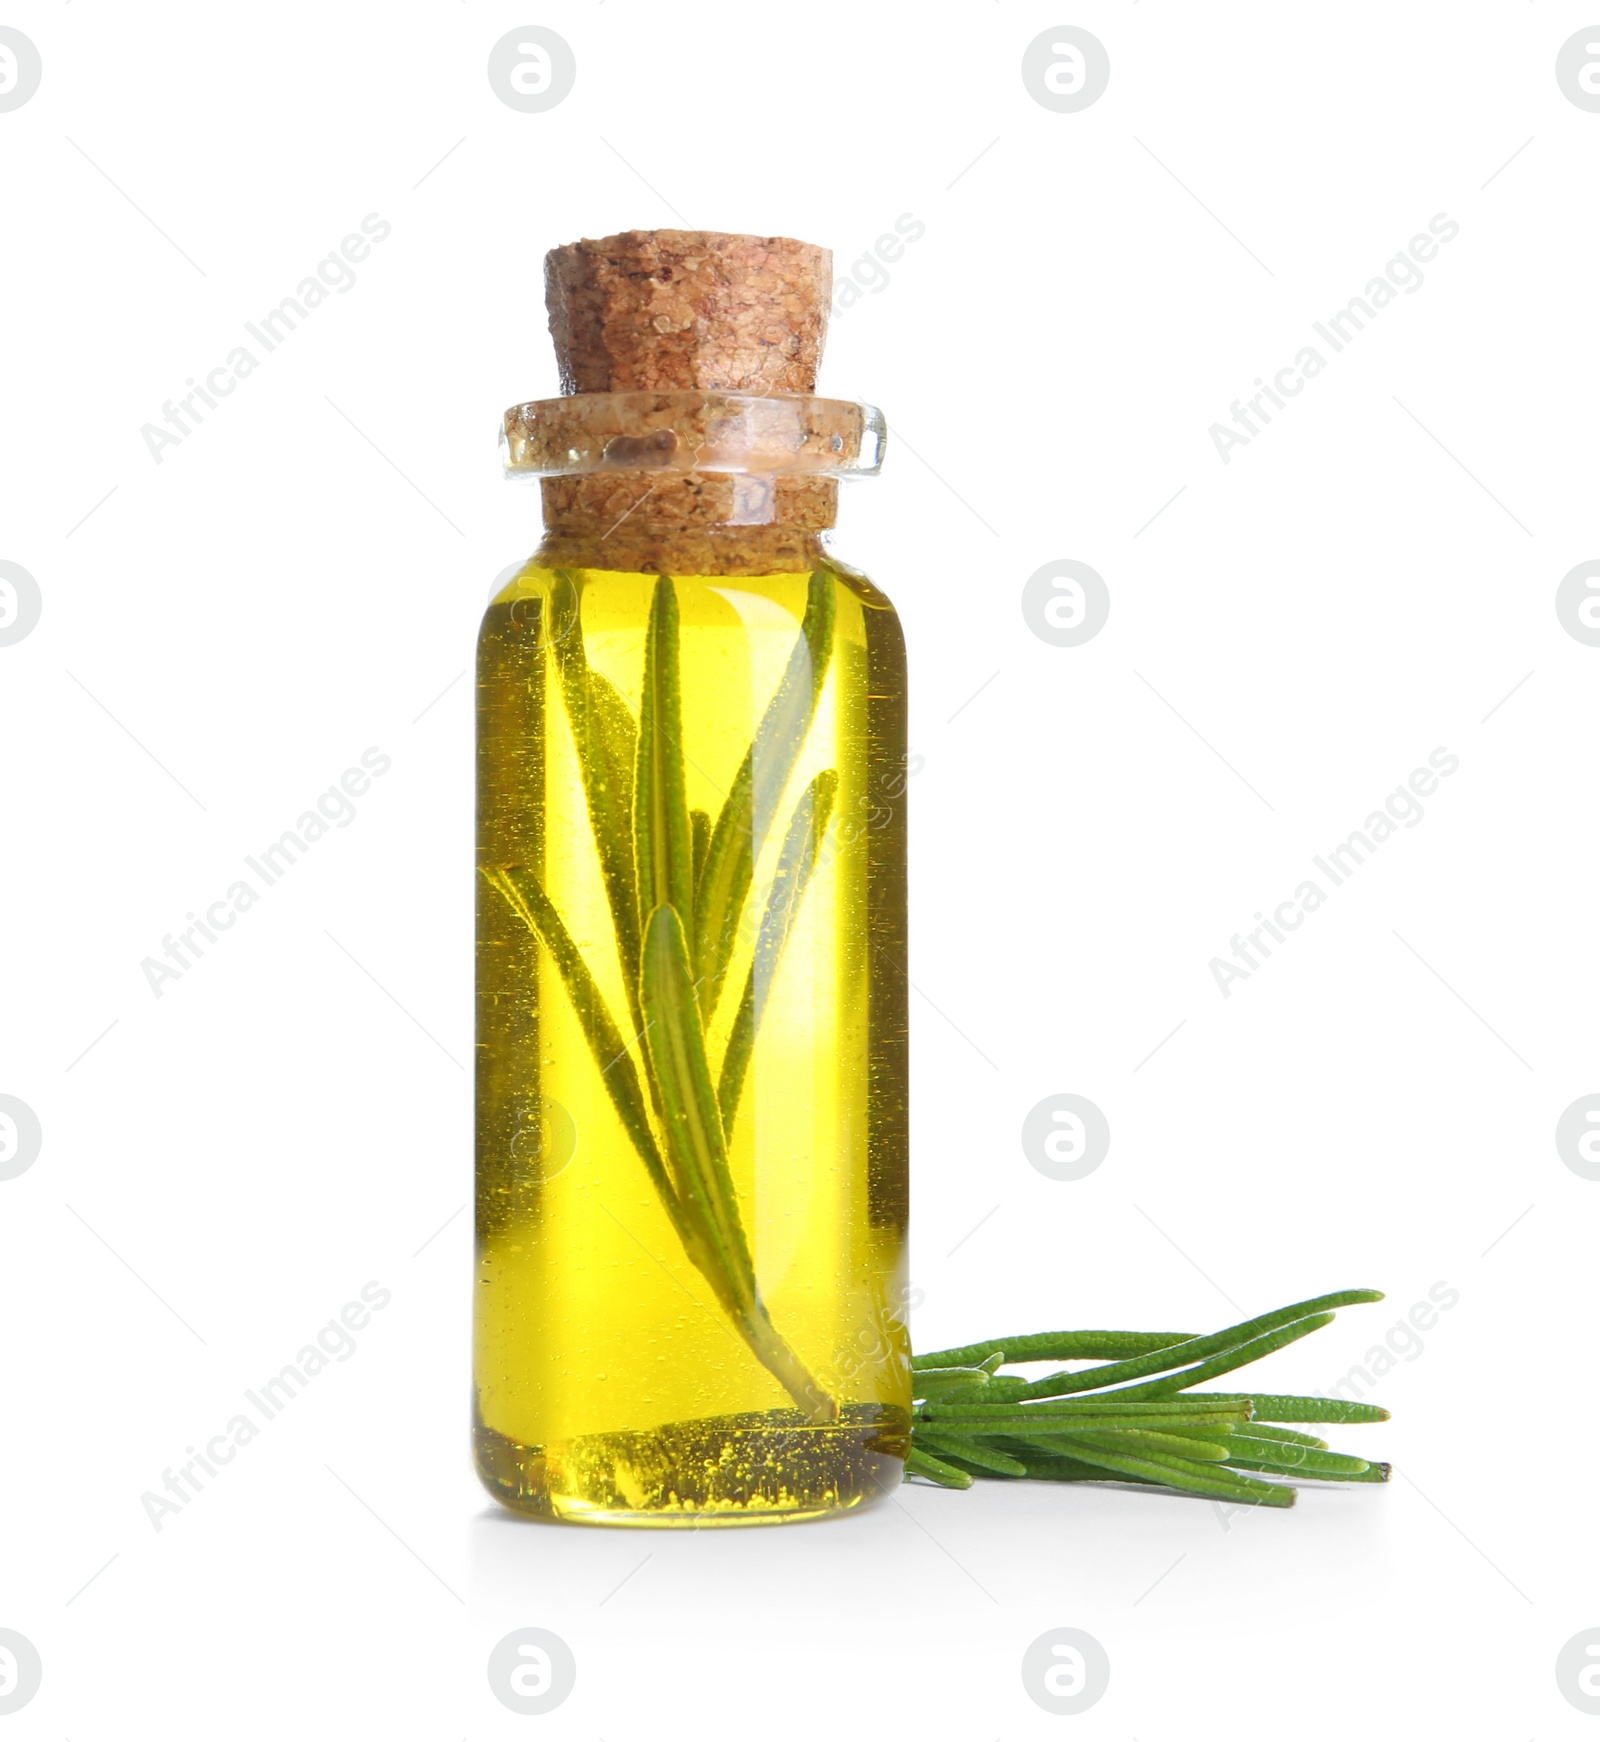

{"left": 501, "top": 391, "right": 885, "bottom": 481}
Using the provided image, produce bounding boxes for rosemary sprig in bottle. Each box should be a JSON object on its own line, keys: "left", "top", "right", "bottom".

{"left": 485, "top": 569, "right": 842, "bottom": 1422}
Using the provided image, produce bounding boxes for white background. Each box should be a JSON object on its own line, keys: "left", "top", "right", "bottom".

{"left": 2, "top": 2, "right": 1594, "bottom": 1735}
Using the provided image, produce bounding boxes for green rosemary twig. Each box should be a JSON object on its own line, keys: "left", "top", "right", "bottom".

{"left": 908, "top": 1291, "right": 1390, "bottom": 1506}
{"left": 486, "top": 570, "right": 842, "bottom": 1421}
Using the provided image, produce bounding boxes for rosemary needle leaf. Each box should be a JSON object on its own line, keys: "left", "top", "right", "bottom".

{"left": 1185, "top": 1392, "right": 1391, "bottom": 1424}
{"left": 918, "top": 1397, "right": 1251, "bottom": 1422}
{"left": 1221, "top": 1422, "right": 1328, "bottom": 1450}
{"left": 1025, "top": 1441, "right": 1297, "bottom": 1508}
{"left": 548, "top": 571, "right": 641, "bottom": 1000}
{"left": 690, "top": 808, "right": 710, "bottom": 891}
{"left": 1010, "top": 1291, "right": 1382, "bottom": 1402}
{"left": 918, "top": 1436, "right": 1028, "bottom": 1477}
{"left": 634, "top": 578, "right": 696, "bottom": 931}
{"left": 639, "top": 904, "right": 755, "bottom": 1298}
{"left": 1314, "top": 1460, "right": 1392, "bottom": 1483}
{"left": 912, "top": 1330, "right": 1193, "bottom": 1369}
{"left": 1055, "top": 1428, "right": 1234, "bottom": 1464}
{"left": 912, "top": 1366, "right": 996, "bottom": 1396}
{"left": 716, "top": 768, "right": 838, "bottom": 1131}
{"left": 1220, "top": 1436, "right": 1370, "bottom": 1478}
{"left": 905, "top": 1446, "right": 974, "bottom": 1489}
{"left": 483, "top": 866, "right": 673, "bottom": 1215}
{"left": 919, "top": 1375, "right": 1033, "bottom": 1407}
{"left": 1100, "top": 1313, "right": 1341, "bottom": 1401}
{"left": 1016, "top": 1453, "right": 1161, "bottom": 1485}
{"left": 918, "top": 1413, "right": 1244, "bottom": 1437}
{"left": 694, "top": 569, "right": 836, "bottom": 1019}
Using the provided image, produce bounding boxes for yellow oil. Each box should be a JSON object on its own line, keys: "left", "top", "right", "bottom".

{"left": 474, "top": 558, "right": 911, "bottom": 1524}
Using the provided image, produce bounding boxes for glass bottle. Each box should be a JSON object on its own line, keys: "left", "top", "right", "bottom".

{"left": 473, "top": 231, "right": 911, "bottom": 1525}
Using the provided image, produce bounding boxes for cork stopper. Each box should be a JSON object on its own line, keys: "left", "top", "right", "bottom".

{"left": 545, "top": 230, "right": 832, "bottom": 396}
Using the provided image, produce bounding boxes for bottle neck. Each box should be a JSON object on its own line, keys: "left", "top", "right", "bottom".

{"left": 537, "top": 472, "right": 837, "bottom": 577}
{"left": 503, "top": 390, "right": 880, "bottom": 577}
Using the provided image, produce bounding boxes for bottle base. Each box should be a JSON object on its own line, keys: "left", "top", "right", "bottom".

{"left": 475, "top": 1405, "right": 909, "bottom": 1528}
